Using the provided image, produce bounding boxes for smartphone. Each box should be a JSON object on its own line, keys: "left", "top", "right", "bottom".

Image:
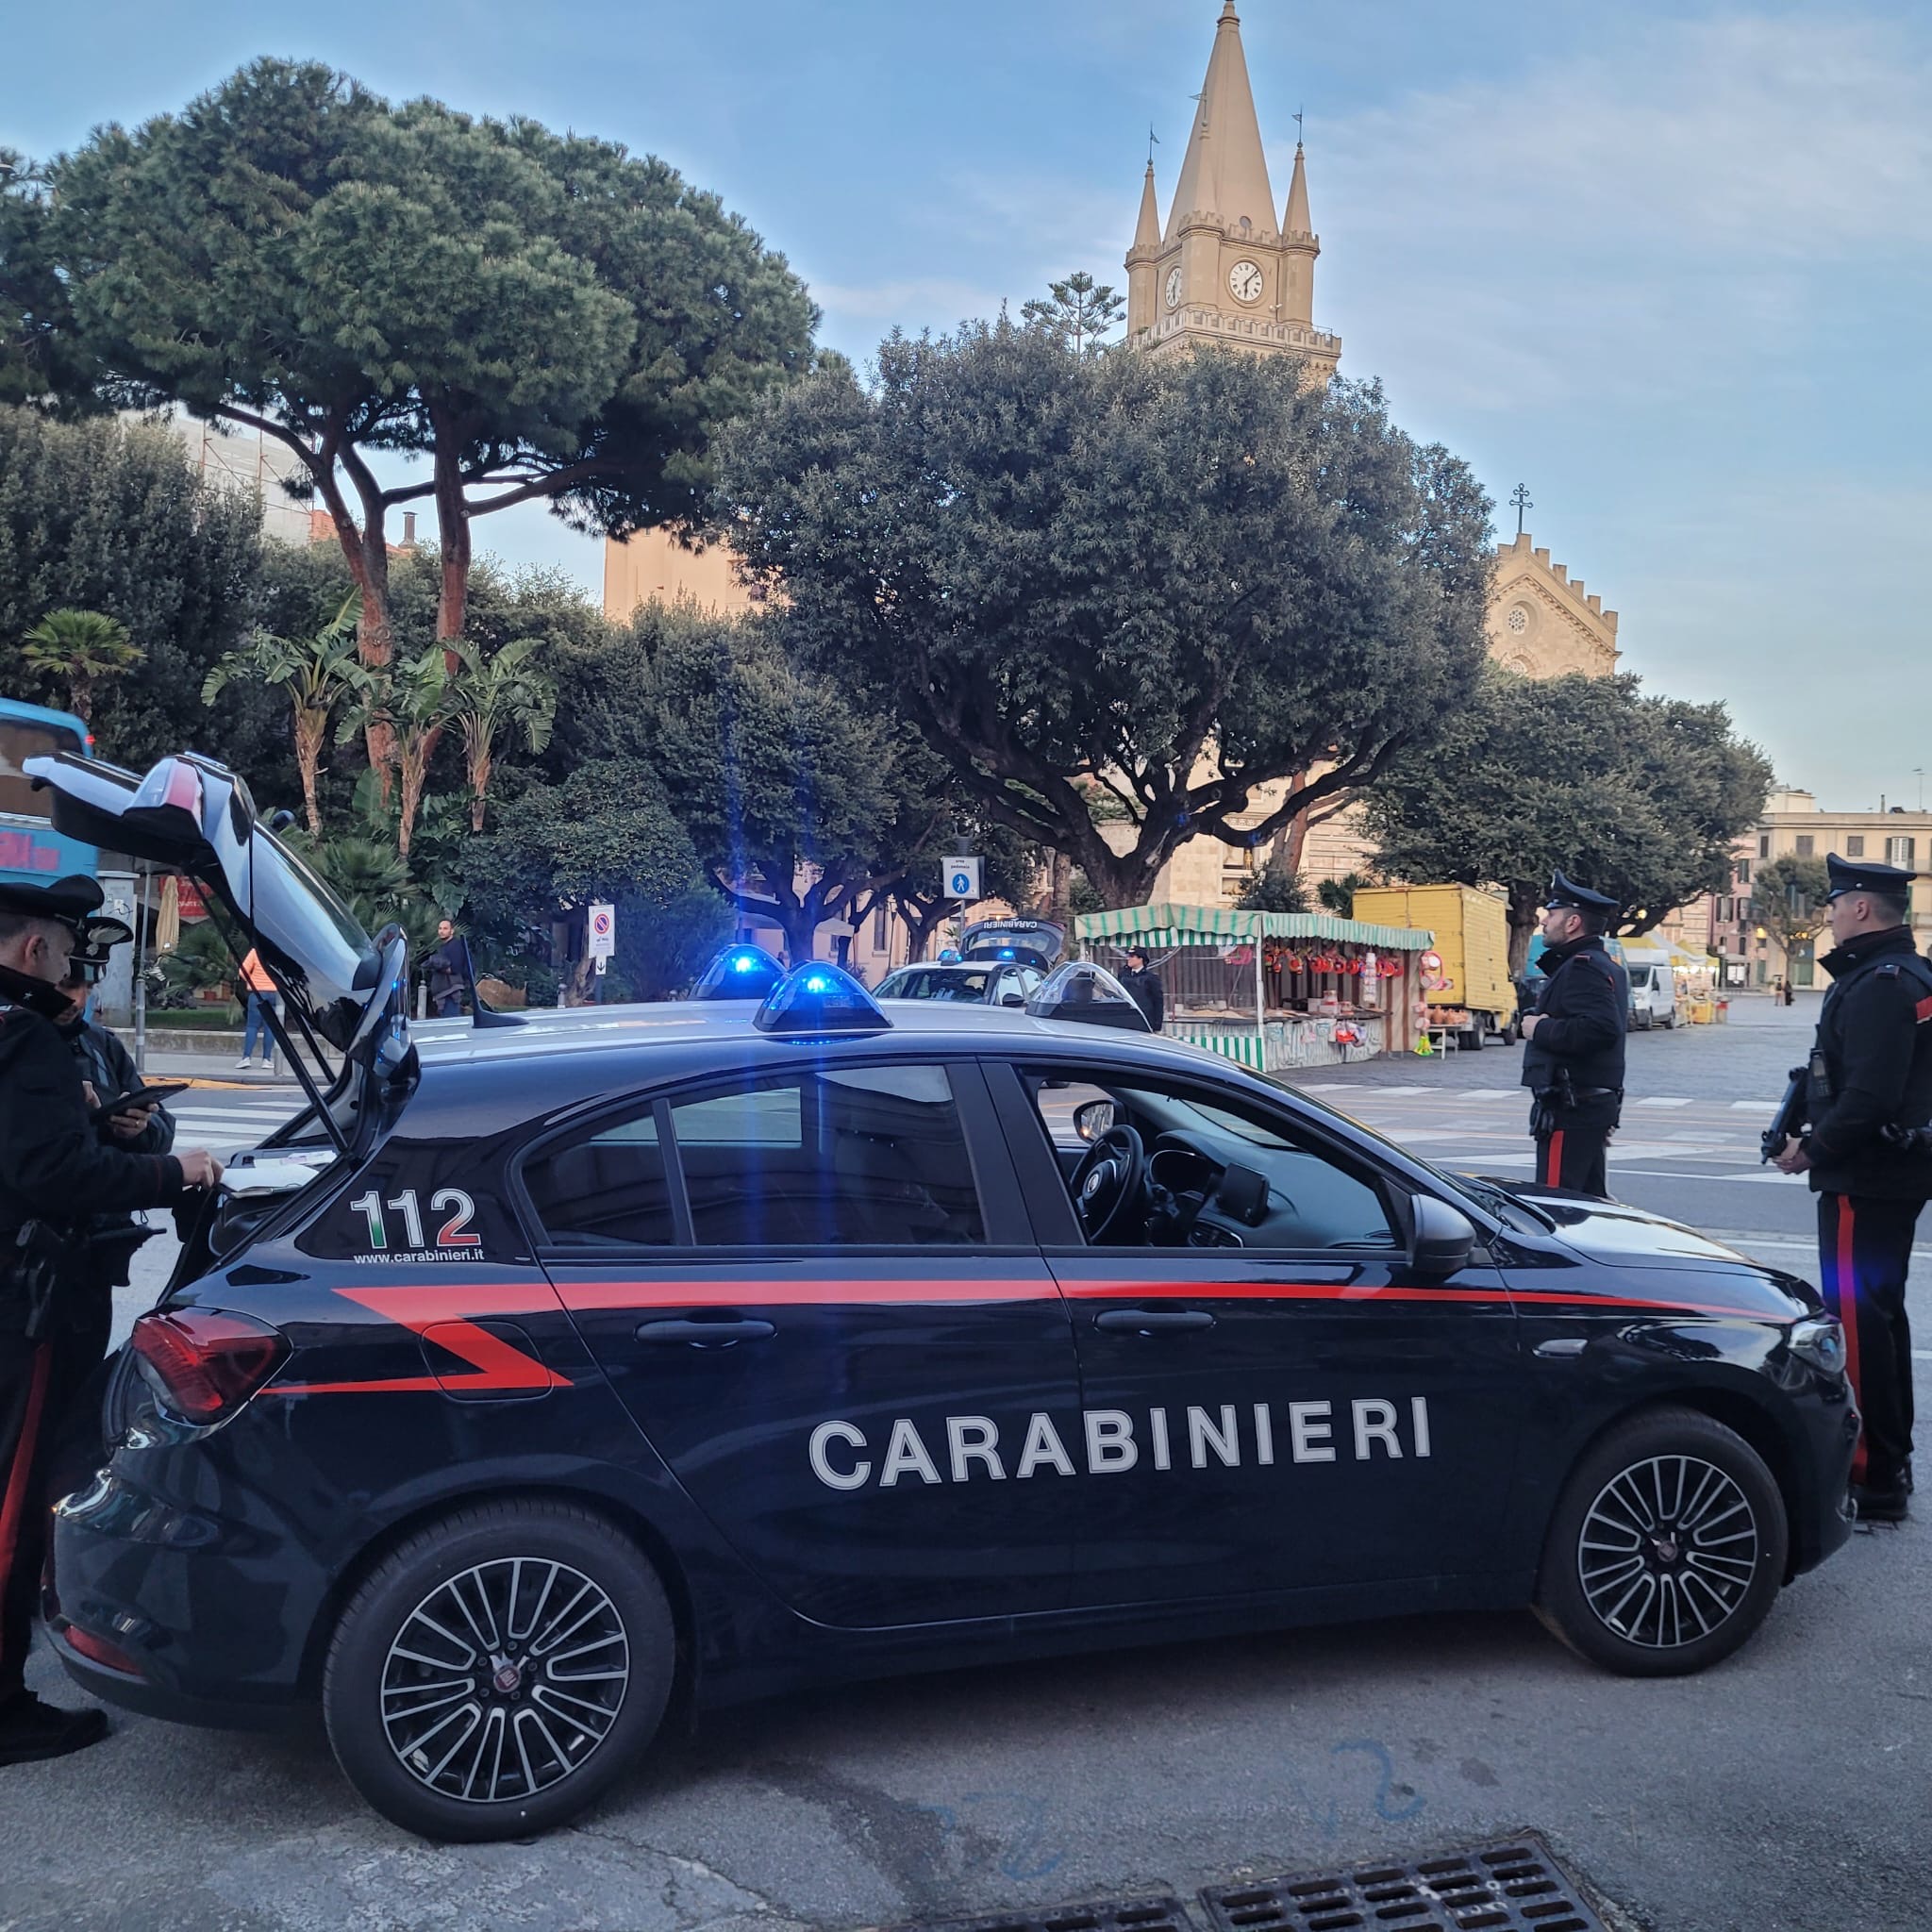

{"left": 92, "top": 1081, "right": 191, "bottom": 1118}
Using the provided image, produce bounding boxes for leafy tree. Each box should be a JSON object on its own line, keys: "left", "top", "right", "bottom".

{"left": 645, "top": 614, "right": 951, "bottom": 962}
{"left": 1317, "top": 871, "right": 1377, "bottom": 919}
{"left": 339, "top": 648, "right": 455, "bottom": 858}
{"left": 869, "top": 814, "right": 1042, "bottom": 962}
{"left": 1236, "top": 860, "right": 1308, "bottom": 913}
{"left": 203, "top": 594, "right": 361, "bottom": 833}
{"left": 19, "top": 608, "right": 143, "bottom": 725}
{"left": 458, "top": 758, "right": 728, "bottom": 1001}
{"left": 43, "top": 58, "right": 816, "bottom": 692}
{"left": 1359, "top": 669, "right": 1774, "bottom": 971}
{"left": 447, "top": 637, "right": 557, "bottom": 832}
{"left": 720, "top": 322, "right": 1492, "bottom": 908}
{"left": 1753, "top": 855, "right": 1830, "bottom": 957}
{"left": 0, "top": 406, "right": 260, "bottom": 768}
{"left": 0, "top": 151, "right": 106, "bottom": 412}
{"left": 1021, "top": 272, "right": 1124, "bottom": 357}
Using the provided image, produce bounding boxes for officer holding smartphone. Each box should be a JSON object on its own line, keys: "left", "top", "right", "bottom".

{"left": 0, "top": 875, "right": 219, "bottom": 1767}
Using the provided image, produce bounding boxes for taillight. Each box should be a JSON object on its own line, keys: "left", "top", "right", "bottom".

{"left": 130, "top": 1309, "right": 288, "bottom": 1424}
{"left": 64, "top": 1625, "right": 143, "bottom": 1676}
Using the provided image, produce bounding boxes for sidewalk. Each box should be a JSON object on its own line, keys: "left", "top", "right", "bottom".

{"left": 125, "top": 1045, "right": 307, "bottom": 1087}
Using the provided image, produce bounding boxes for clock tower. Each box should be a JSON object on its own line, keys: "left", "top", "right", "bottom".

{"left": 1125, "top": 2, "right": 1340, "bottom": 378}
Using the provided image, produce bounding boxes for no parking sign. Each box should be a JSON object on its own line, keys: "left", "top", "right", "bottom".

{"left": 588, "top": 901, "right": 617, "bottom": 974}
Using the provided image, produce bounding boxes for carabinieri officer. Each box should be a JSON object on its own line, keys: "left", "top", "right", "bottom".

{"left": 0, "top": 876, "right": 220, "bottom": 1766}
{"left": 1774, "top": 853, "right": 1932, "bottom": 1524}
{"left": 1520, "top": 872, "right": 1629, "bottom": 1195}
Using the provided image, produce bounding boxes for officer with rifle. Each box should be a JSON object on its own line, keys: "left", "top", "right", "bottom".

{"left": 0, "top": 876, "right": 221, "bottom": 1766}
{"left": 1520, "top": 872, "right": 1630, "bottom": 1195}
{"left": 1772, "top": 853, "right": 1932, "bottom": 1524}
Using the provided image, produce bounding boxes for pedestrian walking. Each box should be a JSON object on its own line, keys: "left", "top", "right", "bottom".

{"left": 1783, "top": 976, "right": 1797, "bottom": 1008}
{"left": 1116, "top": 946, "right": 1166, "bottom": 1031}
{"left": 235, "top": 946, "right": 278, "bottom": 1069}
{"left": 0, "top": 876, "right": 219, "bottom": 1766}
{"left": 423, "top": 918, "right": 472, "bottom": 1020}
{"left": 1520, "top": 872, "right": 1629, "bottom": 1195}
{"left": 1773, "top": 854, "right": 1932, "bottom": 1523}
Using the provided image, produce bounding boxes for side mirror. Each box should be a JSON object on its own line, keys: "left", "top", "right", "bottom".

{"left": 1074, "top": 1099, "right": 1118, "bottom": 1143}
{"left": 1000, "top": 993, "right": 1027, "bottom": 1008}
{"left": 1408, "top": 1195, "right": 1477, "bottom": 1276}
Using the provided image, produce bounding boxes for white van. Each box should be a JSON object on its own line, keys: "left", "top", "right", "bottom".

{"left": 1624, "top": 957, "right": 1680, "bottom": 1030}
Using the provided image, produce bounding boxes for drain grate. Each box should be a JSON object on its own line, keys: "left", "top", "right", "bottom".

{"left": 1200, "top": 1834, "right": 1606, "bottom": 1932}
{"left": 885, "top": 1899, "right": 1191, "bottom": 1932}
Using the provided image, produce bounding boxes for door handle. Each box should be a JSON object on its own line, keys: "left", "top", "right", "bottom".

{"left": 634, "top": 1317, "right": 776, "bottom": 1346}
{"left": 1094, "top": 1307, "right": 1215, "bottom": 1335}
{"left": 1534, "top": 1336, "right": 1586, "bottom": 1358}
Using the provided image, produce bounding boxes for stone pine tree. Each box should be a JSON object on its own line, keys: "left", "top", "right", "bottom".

{"left": 41, "top": 58, "right": 817, "bottom": 709}
{"left": 721, "top": 321, "right": 1494, "bottom": 909}
{"left": 1021, "top": 273, "right": 1125, "bottom": 357}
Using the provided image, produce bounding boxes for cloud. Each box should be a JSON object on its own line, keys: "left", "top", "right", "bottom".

{"left": 1300, "top": 11, "right": 1932, "bottom": 412}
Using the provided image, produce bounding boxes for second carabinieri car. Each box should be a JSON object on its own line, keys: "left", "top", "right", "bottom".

{"left": 28, "top": 751, "right": 1859, "bottom": 1842}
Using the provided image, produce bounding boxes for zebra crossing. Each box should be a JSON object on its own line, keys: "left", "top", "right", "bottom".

{"left": 160, "top": 1089, "right": 305, "bottom": 1156}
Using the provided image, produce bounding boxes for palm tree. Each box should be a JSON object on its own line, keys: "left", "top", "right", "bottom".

{"left": 21, "top": 608, "right": 144, "bottom": 725}
{"left": 448, "top": 637, "right": 558, "bottom": 833}
{"left": 203, "top": 594, "right": 362, "bottom": 834}
{"left": 338, "top": 648, "right": 455, "bottom": 859}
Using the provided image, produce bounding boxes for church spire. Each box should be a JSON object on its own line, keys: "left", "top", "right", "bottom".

{"left": 1284, "top": 141, "right": 1312, "bottom": 236}
{"left": 1133, "top": 160, "right": 1161, "bottom": 253}
{"left": 1165, "top": 1, "right": 1276, "bottom": 242}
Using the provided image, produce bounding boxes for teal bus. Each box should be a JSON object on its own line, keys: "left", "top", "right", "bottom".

{"left": 0, "top": 696, "right": 98, "bottom": 889}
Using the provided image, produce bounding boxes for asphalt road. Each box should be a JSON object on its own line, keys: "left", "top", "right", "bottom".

{"left": 7, "top": 1000, "right": 1928, "bottom": 1932}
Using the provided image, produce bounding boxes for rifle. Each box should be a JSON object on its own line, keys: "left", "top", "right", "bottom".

{"left": 1762, "top": 1066, "right": 1807, "bottom": 1164}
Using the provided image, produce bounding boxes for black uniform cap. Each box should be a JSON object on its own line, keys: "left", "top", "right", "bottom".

{"left": 1545, "top": 870, "right": 1620, "bottom": 915}
{"left": 0, "top": 872, "right": 106, "bottom": 935}
{"left": 65, "top": 913, "right": 135, "bottom": 981}
{"left": 1824, "top": 852, "right": 1917, "bottom": 901}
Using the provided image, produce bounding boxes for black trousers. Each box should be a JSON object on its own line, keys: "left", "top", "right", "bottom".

{"left": 0, "top": 1324, "right": 104, "bottom": 1702}
{"left": 1529, "top": 1095, "right": 1619, "bottom": 1196}
{"left": 1817, "top": 1192, "right": 1923, "bottom": 1490}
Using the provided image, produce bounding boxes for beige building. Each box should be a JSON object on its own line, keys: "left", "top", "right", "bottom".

{"left": 604, "top": 528, "right": 756, "bottom": 622}
{"left": 1708, "top": 790, "right": 1932, "bottom": 989}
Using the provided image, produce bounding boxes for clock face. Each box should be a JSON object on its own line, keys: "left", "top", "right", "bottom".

{"left": 1228, "top": 259, "right": 1264, "bottom": 304}
{"left": 1165, "top": 266, "right": 1183, "bottom": 310}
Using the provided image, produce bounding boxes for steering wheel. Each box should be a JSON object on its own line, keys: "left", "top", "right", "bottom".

{"left": 1070, "top": 1124, "right": 1149, "bottom": 1245}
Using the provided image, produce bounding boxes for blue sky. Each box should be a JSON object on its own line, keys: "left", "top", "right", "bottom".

{"left": 8, "top": 1, "right": 1930, "bottom": 807}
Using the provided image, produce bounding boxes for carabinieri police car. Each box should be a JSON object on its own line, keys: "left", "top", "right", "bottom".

{"left": 29, "top": 752, "right": 1858, "bottom": 1842}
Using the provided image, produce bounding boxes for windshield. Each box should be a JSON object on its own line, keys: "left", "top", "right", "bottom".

{"left": 879, "top": 968, "right": 993, "bottom": 1001}
{"left": 0, "top": 718, "right": 83, "bottom": 818}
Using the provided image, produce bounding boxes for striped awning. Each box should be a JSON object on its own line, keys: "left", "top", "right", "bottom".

{"left": 1075, "top": 902, "right": 1434, "bottom": 952}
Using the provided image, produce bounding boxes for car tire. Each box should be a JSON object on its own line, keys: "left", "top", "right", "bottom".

{"left": 1534, "top": 1407, "right": 1787, "bottom": 1677}
{"left": 324, "top": 1499, "right": 676, "bottom": 1841}
{"left": 1460, "top": 1027, "right": 1483, "bottom": 1052}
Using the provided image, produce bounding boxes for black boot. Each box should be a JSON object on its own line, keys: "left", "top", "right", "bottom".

{"left": 1851, "top": 1477, "right": 1910, "bottom": 1524}
{"left": 0, "top": 1690, "right": 109, "bottom": 1766}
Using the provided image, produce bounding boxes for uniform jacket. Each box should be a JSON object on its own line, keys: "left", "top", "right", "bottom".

{"left": 1804, "top": 925, "right": 1932, "bottom": 1199}
{"left": 0, "top": 968, "right": 186, "bottom": 1249}
{"left": 1117, "top": 966, "right": 1165, "bottom": 1031}
{"left": 62, "top": 1017, "right": 175, "bottom": 1158}
{"left": 1521, "top": 937, "right": 1628, "bottom": 1093}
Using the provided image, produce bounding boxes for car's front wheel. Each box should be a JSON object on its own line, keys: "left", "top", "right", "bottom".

{"left": 1535, "top": 1407, "right": 1787, "bottom": 1675}
{"left": 324, "top": 1499, "right": 675, "bottom": 1840}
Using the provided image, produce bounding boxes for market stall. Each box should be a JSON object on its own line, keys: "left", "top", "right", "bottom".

{"left": 1075, "top": 903, "right": 1436, "bottom": 1071}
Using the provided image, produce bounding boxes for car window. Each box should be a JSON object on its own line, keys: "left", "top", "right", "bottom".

{"left": 523, "top": 1108, "right": 676, "bottom": 1249}
{"left": 673, "top": 1065, "right": 986, "bottom": 1247}
{"left": 1018, "top": 1063, "right": 1395, "bottom": 1252}
{"left": 879, "top": 967, "right": 993, "bottom": 1002}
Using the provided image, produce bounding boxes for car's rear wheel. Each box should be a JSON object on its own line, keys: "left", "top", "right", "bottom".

{"left": 1535, "top": 1407, "right": 1786, "bottom": 1675}
{"left": 324, "top": 1499, "right": 675, "bottom": 1840}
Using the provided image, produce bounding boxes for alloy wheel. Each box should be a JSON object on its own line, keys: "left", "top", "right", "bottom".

{"left": 379, "top": 1557, "right": 629, "bottom": 1803}
{"left": 1576, "top": 1454, "right": 1759, "bottom": 1649}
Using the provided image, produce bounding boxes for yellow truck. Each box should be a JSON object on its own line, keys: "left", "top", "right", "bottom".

{"left": 1352, "top": 884, "right": 1518, "bottom": 1051}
